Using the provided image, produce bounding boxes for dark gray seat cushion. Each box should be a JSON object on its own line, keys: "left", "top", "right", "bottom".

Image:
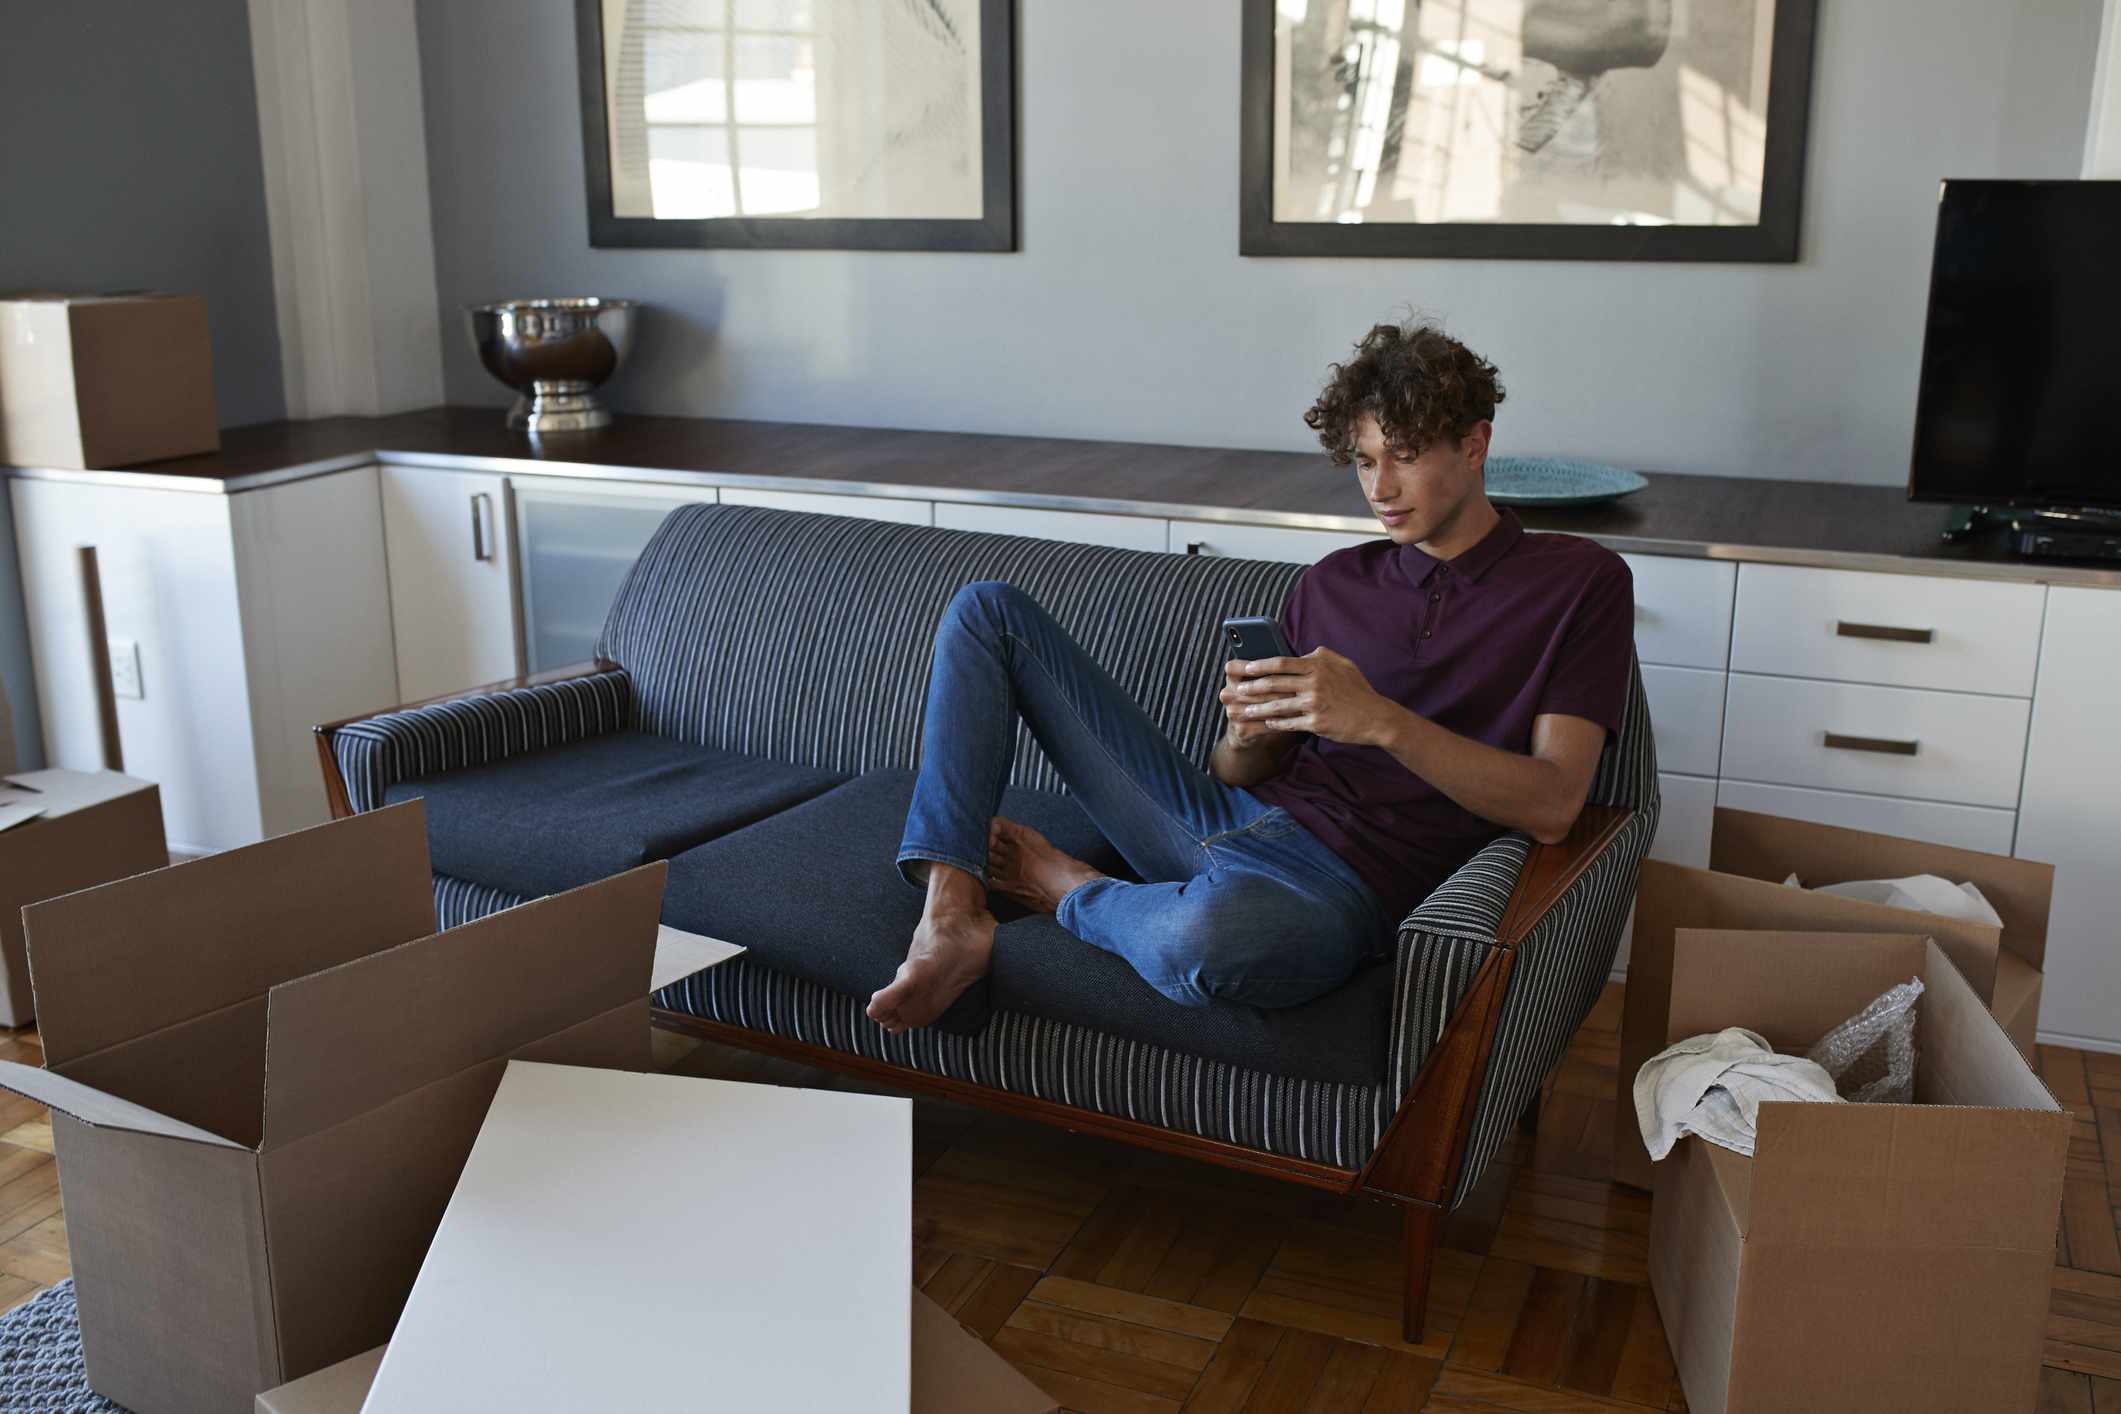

{"left": 384, "top": 731, "right": 846, "bottom": 900}
{"left": 663, "top": 769, "right": 1394, "bottom": 1084}
{"left": 661, "top": 770, "right": 1124, "bottom": 1035}
{"left": 987, "top": 918, "right": 1393, "bottom": 1087}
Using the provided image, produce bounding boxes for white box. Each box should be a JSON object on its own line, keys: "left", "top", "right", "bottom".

{"left": 365, "top": 1063, "right": 919, "bottom": 1412}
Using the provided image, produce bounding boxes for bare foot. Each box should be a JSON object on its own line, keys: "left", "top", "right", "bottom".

{"left": 867, "top": 909, "right": 996, "bottom": 1035}
{"left": 986, "top": 817, "right": 1105, "bottom": 914}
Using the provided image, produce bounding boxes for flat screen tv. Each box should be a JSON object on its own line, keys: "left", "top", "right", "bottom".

{"left": 1908, "top": 179, "right": 2121, "bottom": 512}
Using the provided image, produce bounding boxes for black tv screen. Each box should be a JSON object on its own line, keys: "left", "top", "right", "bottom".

{"left": 1909, "top": 180, "right": 2121, "bottom": 511}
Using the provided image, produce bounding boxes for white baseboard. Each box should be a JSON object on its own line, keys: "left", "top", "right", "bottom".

{"left": 2037, "top": 1027, "right": 2121, "bottom": 1057}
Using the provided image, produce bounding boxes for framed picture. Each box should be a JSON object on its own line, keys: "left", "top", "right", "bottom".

{"left": 1240, "top": 0, "right": 1819, "bottom": 262}
{"left": 575, "top": 0, "right": 1015, "bottom": 252}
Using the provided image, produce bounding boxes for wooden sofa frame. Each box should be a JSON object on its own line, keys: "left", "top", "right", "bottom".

{"left": 318, "top": 662, "right": 1629, "bottom": 1342}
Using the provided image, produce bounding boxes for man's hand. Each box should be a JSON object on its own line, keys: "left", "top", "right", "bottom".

{"left": 1220, "top": 648, "right": 1403, "bottom": 749}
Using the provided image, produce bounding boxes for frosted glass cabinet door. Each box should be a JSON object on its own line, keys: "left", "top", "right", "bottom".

{"left": 515, "top": 478, "right": 715, "bottom": 673}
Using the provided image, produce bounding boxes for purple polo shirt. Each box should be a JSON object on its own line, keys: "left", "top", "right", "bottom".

{"left": 1251, "top": 510, "right": 1634, "bottom": 921}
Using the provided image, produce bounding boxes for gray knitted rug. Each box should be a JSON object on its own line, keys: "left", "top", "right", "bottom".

{"left": 0, "top": 1282, "right": 125, "bottom": 1413}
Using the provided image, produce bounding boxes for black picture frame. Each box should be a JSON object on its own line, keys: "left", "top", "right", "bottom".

{"left": 576, "top": 0, "right": 1017, "bottom": 252}
{"left": 1239, "top": 0, "right": 1819, "bottom": 263}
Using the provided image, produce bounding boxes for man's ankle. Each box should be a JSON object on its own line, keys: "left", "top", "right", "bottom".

{"left": 923, "top": 861, "right": 988, "bottom": 918}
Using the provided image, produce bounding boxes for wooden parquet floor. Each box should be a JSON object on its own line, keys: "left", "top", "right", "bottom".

{"left": 5, "top": 984, "right": 2121, "bottom": 1411}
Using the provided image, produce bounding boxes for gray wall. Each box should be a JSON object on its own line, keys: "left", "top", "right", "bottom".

{"left": 1, "top": 1, "right": 289, "bottom": 766}
{"left": 1, "top": 1, "right": 286, "bottom": 427}
{"left": 418, "top": 0, "right": 2101, "bottom": 487}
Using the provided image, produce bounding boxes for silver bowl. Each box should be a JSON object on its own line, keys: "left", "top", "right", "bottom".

{"left": 467, "top": 297, "right": 638, "bottom": 433}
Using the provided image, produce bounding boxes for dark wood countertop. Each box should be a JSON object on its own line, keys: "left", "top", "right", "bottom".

{"left": 13, "top": 405, "right": 2114, "bottom": 587}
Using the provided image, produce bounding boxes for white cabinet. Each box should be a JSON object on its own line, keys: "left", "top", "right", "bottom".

{"left": 1614, "top": 772, "right": 1718, "bottom": 974}
{"left": 2013, "top": 587, "right": 2121, "bottom": 1047}
{"left": 1731, "top": 563, "right": 2045, "bottom": 695}
{"left": 380, "top": 465, "right": 520, "bottom": 702}
{"left": 1167, "top": 519, "right": 1376, "bottom": 564}
{"left": 229, "top": 469, "right": 401, "bottom": 837}
{"left": 9, "top": 469, "right": 397, "bottom": 851}
{"left": 513, "top": 477, "right": 713, "bottom": 674}
{"left": 1721, "top": 673, "right": 2030, "bottom": 809}
{"left": 1622, "top": 555, "right": 1734, "bottom": 669}
{"left": 720, "top": 487, "right": 931, "bottom": 525}
{"left": 936, "top": 502, "right": 1166, "bottom": 550}
{"left": 1639, "top": 664, "right": 1725, "bottom": 777}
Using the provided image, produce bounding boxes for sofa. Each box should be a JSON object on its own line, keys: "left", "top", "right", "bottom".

{"left": 316, "top": 502, "right": 1659, "bottom": 1337}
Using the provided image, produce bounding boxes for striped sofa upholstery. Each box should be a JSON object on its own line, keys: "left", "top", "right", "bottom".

{"left": 332, "top": 669, "right": 634, "bottom": 814}
{"left": 362, "top": 503, "right": 1657, "bottom": 1188}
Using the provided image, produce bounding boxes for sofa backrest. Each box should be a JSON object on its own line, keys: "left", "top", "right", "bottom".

{"left": 598, "top": 503, "right": 1305, "bottom": 791}
{"left": 598, "top": 503, "right": 1660, "bottom": 813}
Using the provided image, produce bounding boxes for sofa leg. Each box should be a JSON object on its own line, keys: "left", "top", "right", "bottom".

{"left": 1402, "top": 1202, "right": 1442, "bottom": 1345}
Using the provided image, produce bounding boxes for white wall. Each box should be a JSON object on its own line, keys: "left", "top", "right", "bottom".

{"left": 416, "top": 0, "right": 2102, "bottom": 486}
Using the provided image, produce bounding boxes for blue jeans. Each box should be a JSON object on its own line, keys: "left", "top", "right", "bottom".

{"left": 896, "top": 581, "right": 1391, "bottom": 1009}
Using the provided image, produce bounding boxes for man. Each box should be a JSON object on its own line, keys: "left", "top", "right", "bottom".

{"left": 868, "top": 321, "right": 1634, "bottom": 1036}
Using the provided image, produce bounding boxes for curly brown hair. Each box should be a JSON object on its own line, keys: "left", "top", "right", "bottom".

{"left": 1304, "top": 322, "right": 1506, "bottom": 467}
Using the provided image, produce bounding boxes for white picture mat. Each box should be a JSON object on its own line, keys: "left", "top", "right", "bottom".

{"left": 363, "top": 1062, "right": 913, "bottom": 1412}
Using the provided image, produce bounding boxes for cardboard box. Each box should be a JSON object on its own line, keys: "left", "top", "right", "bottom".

{"left": 1615, "top": 805, "right": 2053, "bottom": 1188}
{"left": 0, "top": 293, "right": 219, "bottom": 468}
{"left": 0, "top": 769, "right": 167, "bottom": 1025}
{"left": 255, "top": 1295, "right": 1059, "bottom": 1414}
{"left": 0, "top": 802, "right": 665, "bottom": 1414}
{"left": 1647, "top": 928, "right": 2068, "bottom": 1414}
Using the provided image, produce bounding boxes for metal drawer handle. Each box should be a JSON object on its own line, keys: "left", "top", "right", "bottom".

{"left": 1836, "top": 620, "right": 1933, "bottom": 644}
{"left": 1823, "top": 731, "right": 1919, "bottom": 757}
{"left": 471, "top": 492, "right": 495, "bottom": 561}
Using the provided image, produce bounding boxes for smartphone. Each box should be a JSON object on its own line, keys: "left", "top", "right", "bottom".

{"left": 1221, "top": 615, "right": 1295, "bottom": 664}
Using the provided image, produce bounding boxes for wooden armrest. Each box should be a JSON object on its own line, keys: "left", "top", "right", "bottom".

{"left": 1494, "top": 803, "right": 1632, "bottom": 949}
{"left": 311, "top": 658, "right": 619, "bottom": 820}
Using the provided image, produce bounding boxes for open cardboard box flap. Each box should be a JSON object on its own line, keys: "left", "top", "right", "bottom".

{"left": 22, "top": 803, "right": 438, "bottom": 1068}
{"left": 1710, "top": 806, "right": 2052, "bottom": 970}
{"left": 258, "top": 867, "right": 661, "bottom": 1149}
{"left": 0, "top": 1059, "right": 241, "bottom": 1148}
{"left": 1, "top": 803, "right": 667, "bottom": 1154}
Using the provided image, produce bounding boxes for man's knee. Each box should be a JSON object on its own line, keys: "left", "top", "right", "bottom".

{"left": 943, "top": 579, "right": 1036, "bottom": 639}
{"left": 1152, "top": 878, "right": 1271, "bottom": 1001}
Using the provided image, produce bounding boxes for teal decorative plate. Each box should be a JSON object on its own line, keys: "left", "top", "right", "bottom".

{"left": 1484, "top": 456, "right": 1648, "bottom": 506}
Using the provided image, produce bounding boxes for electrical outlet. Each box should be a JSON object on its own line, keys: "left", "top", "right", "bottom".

{"left": 108, "top": 637, "right": 144, "bottom": 700}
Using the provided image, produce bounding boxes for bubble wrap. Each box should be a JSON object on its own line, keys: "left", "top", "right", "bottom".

{"left": 1805, "top": 976, "right": 1925, "bottom": 1104}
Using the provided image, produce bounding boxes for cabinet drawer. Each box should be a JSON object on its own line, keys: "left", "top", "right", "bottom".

{"left": 1167, "top": 519, "right": 1376, "bottom": 564}
{"left": 1716, "top": 780, "right": 2017, "bottom": 855}
{"left": 935, "top": 502, "right": 1165, "bottom": 550}
{"left": 1731, "top": 563, "right": 2044, "bottom": 695}
{"left": 720, "top": 487, "right": 931, "bottom": 525}
{"left": 1640, "top": 665, "right": 1725, "bottom": 777}
{"left": 1720, "top": 673, "right": 2030, "bottom": 808}
{"left": 1622, "top": 554, "right": 1735, "bottom": 669}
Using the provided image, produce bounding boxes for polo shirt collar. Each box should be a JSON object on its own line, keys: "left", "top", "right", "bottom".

{"left": 1400, "top": 508, "right": 1524, "bottom": 586}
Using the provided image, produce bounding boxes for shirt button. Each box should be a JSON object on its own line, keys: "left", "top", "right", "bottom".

{"left": 1429, "top": 593, "right": 1441, "bottom": 604}
{"left": 1421, "top": 628, "right": 1433, "bottom": 638}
